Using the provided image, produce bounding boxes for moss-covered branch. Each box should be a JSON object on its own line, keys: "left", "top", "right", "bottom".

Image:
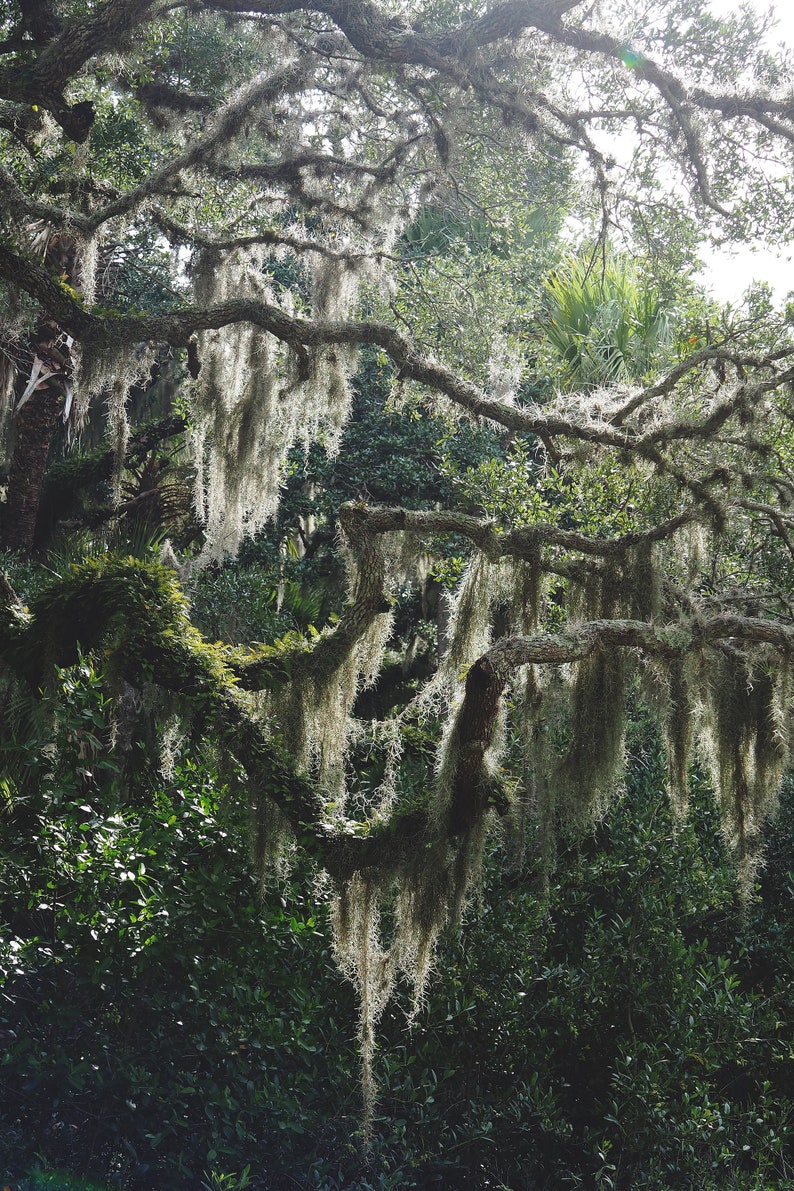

{"left": 3, "top": 237, "right": 790, "bottom": 485}
{"left": 231, "top": 503, "right": 392, "bottom": 691}
{"left": 0, "top": 0, "right": 156, "bottom": 139}
{"left": 0, "top": 556, "right": 430, "bottom": 876}
{"left": 441, "top": 614, "right": 794, "bottom": 837}
{"left": 332, "top": 503, "right": 700, "bottom": 562}
{"left": 2, "top": 553, "right": 793, "bottom": 877}
{"left": 204, "top": 0, "right": 580, "bottom": 66}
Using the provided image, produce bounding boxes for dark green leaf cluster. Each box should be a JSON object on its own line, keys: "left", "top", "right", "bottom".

{"left": 3, "top": 677, "right": 794, "bottom": 1188}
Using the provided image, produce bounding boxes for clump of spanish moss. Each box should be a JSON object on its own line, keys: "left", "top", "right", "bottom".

{"left": 189, "top": 245, "right": 364, "bottom": 562}
{"left": 698, "top": 650, "right": 791, "bottom": 888}
{"left": 284, "top": 550, "right": 526, "bottom": 1129}
{"left": 275, "top": 610, "right": 393, "bottom": 808}
{"left": 331, "top": 817, "right": 487, "bottom": 1136}
{"left": 625, "top": 541, "right": 661, "bottom": 621}
{"left": 555, "top": 648, "right": 628, "bottom": 828}
{"left": 430, "top": 554, "right": 543, "bottom": 705}
{"left": 261, "top": 528, "right": 395, "bottom": 810}
{"left": 250, "top": 784, "right": 295, "bottom": 885}
{"left": 72, "top": 341, "right": 155, "bottom": 496}
{"left": 435, "top": 553, "right": 493, "bottom": 689}
{"left": 661, "top": 654, "right": 696, "bottom": 818}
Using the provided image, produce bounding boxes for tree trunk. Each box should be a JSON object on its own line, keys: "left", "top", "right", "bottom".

{"left": 2, "top": 231, "right": 77, "bottom": 555}
{"left": 3, "top": 378, "right": 64, "bottom": 552}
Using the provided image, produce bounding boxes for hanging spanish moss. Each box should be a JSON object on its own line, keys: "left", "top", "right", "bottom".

{"left": 76, "top": 231, "right": 100, "bottom": 308}
{"left": 266, "top": 529, "right": 395, "bottom": 810}
{"left": 72, "top": 341, "right": 155, "bottom": 491}
{"left": 155, "top": 712, "right": 186, "bottom": 781}
{"left": 190, "top": 245, "right": 365, "bottom": 562}
{"left": 697, "top": 650, "right": 791, "bottom": 882}
{"left": 510, "top": 549, "right": 544, "bottom": 635}
{"left": 426, "top": 555, "right": 539, "bottom": 840}
{"left": 330, "top": 814, "right": 488, "bottom": 1135}
{"left": 293, "top": 549, "right": 536, "bottom": 1128}
{"left": 625, "top": 541, "right": 661, "bottom": 622}
{"left": 555, "top": 647, "right": 628, "bottom": 828}
{"left": 331, "top": 872, "right": 393, "bottom": 1133}
{"left": 276, "top": 613, "right": 394, "bottom": 808}
{"left": 362, "top": 717, "right": 404, "bottom": 822}
{"left": 250, "top": 783, "right": 295, "bottom": 885}
{"left": 344, "top": 554, "right": 534, "bottom": 1053}
{"left": 508, "top": 663, "right": 559, "bottom": 871}
{"left": 431, "top": 555, "right": 540, "bottom": 700}
{"left": 661, "top": 654, "right": 696, "bottom": 818}
{"left": 434, "top": 553, "right": 494, "bottom": 693}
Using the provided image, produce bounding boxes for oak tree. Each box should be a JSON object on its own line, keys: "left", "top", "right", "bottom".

{"left": 2, "top": 0, "right": 794, "bottom": 1101}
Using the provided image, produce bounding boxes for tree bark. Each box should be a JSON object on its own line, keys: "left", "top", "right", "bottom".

{"left": 3, "top": 377, "right": 64, "bottom": 552}
{"left": 2, "top": 233, "right": 77, "bottom": 555}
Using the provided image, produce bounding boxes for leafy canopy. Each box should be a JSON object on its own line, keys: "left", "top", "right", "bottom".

{"left": 2, "top": 0, "right": 794, "bottom": 1125}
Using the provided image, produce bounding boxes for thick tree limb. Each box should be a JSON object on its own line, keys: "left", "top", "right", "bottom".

{"left": 3, "top": 239, "right": 791, "bottom": 501}
{"left": 0, "top": 555, "right": 447, "bottom": 879}
{"left": 0, "top": 0, "right": 158, "bottom": 139}
{"left": 0, "top": 0, "right": 582, "bottom": 142}
{"left": 204, "top": 0, "right": 583, "bottom": 68}
{"left": 483, "top": 616, "right": 794, "bottom": 675}
{"left": 331, "top": 503, "right": 700, "bottom": 562}
{"left": 442, "top": 613, "right": 794, "bottom": 834}
{"left": 2, "top": 237, "right": 780, "bottom": 427}
{"left": 0, "top": 557, "right": 370, "bottom": 870}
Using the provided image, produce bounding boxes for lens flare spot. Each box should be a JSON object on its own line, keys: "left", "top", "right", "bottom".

{"left": 620, "top": 46, "right": 644, "bottom": 69}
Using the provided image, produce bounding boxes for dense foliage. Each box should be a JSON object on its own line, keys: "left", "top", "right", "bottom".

{"left": 3, "top": 0, "right": 794, "bottom": 1184}
{"left": 4, "top": 660, "right": 794, "bottom": 1188}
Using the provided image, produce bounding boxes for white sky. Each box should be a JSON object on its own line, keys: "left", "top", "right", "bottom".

{"left": 698, "top": 0, "right": 794, "bottom": 304}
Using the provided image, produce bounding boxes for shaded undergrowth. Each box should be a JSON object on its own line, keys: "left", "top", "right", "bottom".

{"left": 2, "top": 674, "right": 794, "bottom": 1188}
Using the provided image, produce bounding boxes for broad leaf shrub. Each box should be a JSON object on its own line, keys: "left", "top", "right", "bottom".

{"left": 2, "top": 666, "right": 794, "bottom": 1188}
{"left": 360, "top": 751, "right": 794, "bottom": 1189}
{"left": 0, "top": 668, "right": 360, "bottom": 1188}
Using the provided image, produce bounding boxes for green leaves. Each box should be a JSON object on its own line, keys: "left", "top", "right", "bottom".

{"left": 3, "top": 659, "right": 794, "bottom": 1188}
{"left": 542, "top": 256, "right": 674, "bottom": 390}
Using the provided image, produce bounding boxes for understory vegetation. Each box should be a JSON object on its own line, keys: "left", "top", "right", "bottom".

{"left": 3, "top": 638, "right": 794, "bottom": 1189}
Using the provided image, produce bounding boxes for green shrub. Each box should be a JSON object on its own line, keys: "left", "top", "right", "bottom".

{"left": 3, "top": 665, "right": 794, "bottom": 1189}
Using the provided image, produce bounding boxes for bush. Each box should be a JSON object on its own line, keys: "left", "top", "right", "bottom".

{"left": 0, "top": 667, "right": 359, "bottom": 1187}
{"left": 3, "top": 664, "right": 794, "bottom": 1189}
